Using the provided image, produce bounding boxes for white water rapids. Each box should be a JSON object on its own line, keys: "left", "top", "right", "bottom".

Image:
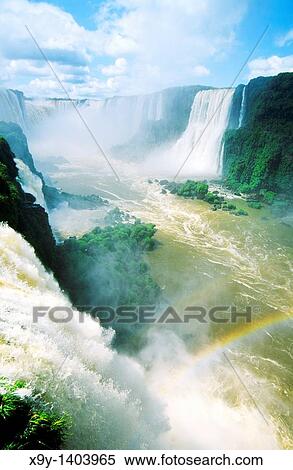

{"left": 0, "top": 224, "right": 166, "bottom": 449}
{"left": 168, "top": 89, "right": 234, "bottom": 177}
{"left": 15, "top": 158, "right": 46, "bottom": 208}
{"left": 0, "top": 82, "right": 290, "bottom": 450}
{"left": 0, "top": 223, "right": 280, "bottom": 449}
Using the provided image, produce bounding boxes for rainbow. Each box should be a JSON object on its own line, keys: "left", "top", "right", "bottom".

{"left": 192, "top": 310, "right": 292, "bottom": 362}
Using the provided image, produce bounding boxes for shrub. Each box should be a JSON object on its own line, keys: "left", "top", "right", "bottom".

{"left": 0, "top": 378, "right": 69, "bottom": 450}
{"left": 260, "top": 190, "right": 276, "bottom": 205}
{"left": 233, "top": 209, "right": 248, "bottom": 216}
{"left": 247, "top": 201, "right": 262, "bottom": 209}
{"left": 204, "top": 192, "right": 217, "bottom": 204}
{"left": 196, "top": 182, "right": 209, "bottom": 199}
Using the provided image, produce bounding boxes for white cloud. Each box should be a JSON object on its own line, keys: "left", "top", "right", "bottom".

{"left": 248, "top": 55, "right": 293, "bottom": 79}
{"left": 193, "top": 65, "right": 210, "bottom": 77}
{"left": 0, "top": 0, "right": 246, "bottom": 97}
{"left": 101, "top": 57, "right": 128, "bottom": 76}
{"left": 4, "top": 60, "right": 48, "bottom": 79}
{"left": 96, "top": 0, "right": 245, "bottom": 94}
{"left": 27, "top": 77, "right": 61, "bottom": 93}
{"left": 276, "top": 29, "right": 293, "bottom": 47}
{"left": 0, "top": 0, "right": 100, "bottom": 63}
{"left": 105, "top": 34, "right": 138, "bottom": 56}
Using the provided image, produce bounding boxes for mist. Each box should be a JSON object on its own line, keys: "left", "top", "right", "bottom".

{"left": 0, "top": 224, "right": 280, "bottom": 449}
{"left": 2, "top": 78, "right": 291, "bottom": 451}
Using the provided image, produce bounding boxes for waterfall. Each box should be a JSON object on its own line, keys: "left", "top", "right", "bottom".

{"left": 0, "top": 86, "right": 186, "bottom": 152}
{"left": 146, "top": 92, "right": 163, "bottom": 121}
{"left": 0, "top": 88, "right": 90, "bottom": 132}
{"left": 0, "top": 88, "right": 27, "bottom": 130}
{"left": 101, "top": 92, "right": 163, "bottom": 127}
{"left": 0, "top": 224, "right": 166, "bottom": 449}
{"left": 100, "top": 95, "right": 145, "bottom": 143}
{"left": 15, "top": 158, "right": 46, "bottom": 208}
{"left": 170, "top": 88, "right": 234, "bottom": 177}
{"left": 25, "top": 98, "right": 90, "bottom": 130}
{"left": 25, "top": 101, "right": 54, "bottom": 128}
{"left": 0, "top": 85, "right": 234, "bottom": 174}
{"left": 25, "top": 92, "right": 164, "bottom": 144}
{"left": 238, "top": 86, "right": 246, "bottom": 128}
{"left": 97, "top": 92, "right": 164, "bottom": 144}
{"left": 0, "top": 220, "right": 279, "bottom": 450}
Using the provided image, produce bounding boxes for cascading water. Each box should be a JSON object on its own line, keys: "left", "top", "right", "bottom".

{"left": 170, "top": 88, "right": 234, "bottom": 177}
{"left": 238, "top": 86, "right": 246, "bottom": 128}
{"left": 0, "top": 77, "right": 290, "bottom": 450}
{"left": 23, "top": 91, "right": 164, "bottom": 144}
{"left": 15, "top": 158, "right": 46, "bottom": 208}
{"left": 145, "top": 92, "right": 163, "bottom": 121}
{"left": 96, "top": 92, "right": 164, "bottom": 144}
{"left": 0, "top": 222, "right": 281, "bottom": 449}
{"left": 0, "top": 90, "right": 90, "bottom": 133}
{"left": 0, "top": 88, "right": 27, "bottom": 131}
{"left": 25, "top": 98, "right": 91, "bottom": 132}
{"left": 25, "top": 101, "right": 55, "bottom": 128}
{"left": 0, "top": 224, "right": 167, "bottom": 449}
{"left": 0, "top": 85, "right": 232, "bottom": 164}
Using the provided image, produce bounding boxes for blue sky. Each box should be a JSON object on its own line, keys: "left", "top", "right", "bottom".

{"left": 0, "top": 0, "right": 292, "bottom": 98}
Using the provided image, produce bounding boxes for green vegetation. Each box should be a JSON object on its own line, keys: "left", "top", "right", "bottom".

{"left": 223, "top": 73, "right": 293, "bottom": 197}
{"left": 159, "top": 179, "right": 248, "bottom": 215}
{"left": 0, "top": 152, "right": 20, "bottom": 227}
{"left": 0, "top": 121, "right": 40, "bottom": 176}
{"left": 178, "top": 181, "right": 209, "bottom": 199}
{"left": 0, "top": 378, "right": 69, "bottom": 450}
{"left": 259, "top": 189, "right": 276, "bottom": 205}
{"left": 0, "top": 136, "right": 161, "bottom": 351}
{"left": 247, "top": 201, "right": 262, "bottom": 209}
{"left": 230, "top": 208, "right": 248, "bottom": 216}
{"left": 55, "top": 222, "right": 161, "bottom": 350}
{"left": 56, "top": 222, "right": 159, "bottom": 306}
{"left": 0, "top": 121, "right": 107, "bottom": 213}
{"left": 159, "top": 179, "right": 209, "bottom": 199}
{"left": 0, "top": 138, "right": 56, "bottom": 270}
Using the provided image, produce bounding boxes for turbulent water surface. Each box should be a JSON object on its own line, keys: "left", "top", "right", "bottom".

{"left": 0, "top": 83, "right": 292, "bottom": 450}
{"left": 32, "top": 165, "right": 293, "bottom": 449}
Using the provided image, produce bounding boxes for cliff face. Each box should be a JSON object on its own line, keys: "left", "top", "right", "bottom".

{"left": 223, "top": 72, "right": 293, "bottom": 195}
{"left": 227, "top": 84, "right": 245, "bottom": 130}
{"left": 112, "top": 85, "right": 211, "bottom": 159}
{"left": 0, "top": 121, "right": 109, "bottom": 211}
{"left": 0, "top": 121, "right": 42, "bottom": 177}
{"left": 0, "top": 88, "right": 28, "bottom": 131}
{"left": 147, "top": 85, "right": 211, "bottom": 141}
{"left": 0, "top": 138, "right": 56, "bottom": 270}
